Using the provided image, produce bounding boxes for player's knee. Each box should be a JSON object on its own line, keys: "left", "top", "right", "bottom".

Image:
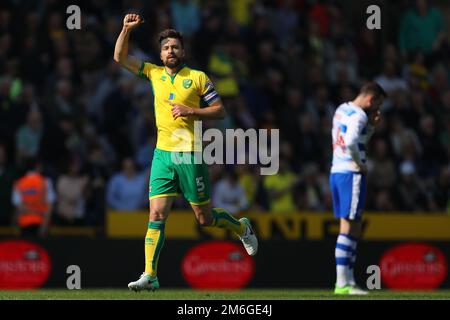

{"left": 149, "top": 208, "right": 166, "bottom": 221}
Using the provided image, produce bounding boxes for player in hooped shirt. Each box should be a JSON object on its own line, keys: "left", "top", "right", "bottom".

{"left": 330, "top": 82, "right": 386, "bottom": 295}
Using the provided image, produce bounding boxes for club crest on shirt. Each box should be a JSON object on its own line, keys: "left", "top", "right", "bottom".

{"left": 183, "top": 79, "right": 193, "bottom": 89}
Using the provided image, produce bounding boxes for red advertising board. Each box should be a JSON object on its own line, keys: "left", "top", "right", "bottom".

{"left": 0, "top": 240, "right": 51, "bottom": 289}
{"left": 380, "top": 243, "right": 448, "bottom": 290}
{"left": 182, "top": 241, "right": 255, "bottom": 289}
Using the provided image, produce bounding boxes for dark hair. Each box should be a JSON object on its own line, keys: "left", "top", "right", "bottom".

{"left": 359, "top": 82, "right": 388, "bottom": 99}
{"left": 158, "top": 29, "right": 184, "bottom": 48}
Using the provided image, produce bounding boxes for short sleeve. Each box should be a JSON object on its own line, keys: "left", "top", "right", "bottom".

{"left": 138, "top": 62, "right": 155, "bottom": 81}
{"left": 199, "top": 73, "right": 220, "bottom": 105}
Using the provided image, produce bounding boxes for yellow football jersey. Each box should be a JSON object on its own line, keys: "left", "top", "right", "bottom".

{"left": 138, "top": 62, "right": 220, "bottom": 152}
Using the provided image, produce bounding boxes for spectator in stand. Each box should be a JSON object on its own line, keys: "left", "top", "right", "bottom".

{"left": 326, "top": 44, "right": 359, "bottom": 86}
{"left": 297, "top": 163, "right": 327, "bottom": 211}
{"left": 397, "top": 161, "right": 429, "bottom": 211}
{"left": 84, "top": 146, "right": 110, "bottom": 228}
{"left": 12, "top": 158, "right": 56, "bottom": 237}
{"left": 389, "top": 116, "right": 423, "bottom": 162}
{"left": 236, "top": 164, "right": 261, "bottom": 210}
{"left": 228, "top": 0, "right": 255, "bottom": 27}
{"left": 305, "top": 84, "right": 335, "bottom": 128}
{"left": 55, "top": 159, "right": 90, "bottom": 225}
{"left": 398, "top": 0, "right": 446, "bottom": 61}
{"left": 418, "top": 114, "right": 447, "bottom": 177}
{"left": 264, "top": 158, "right": 300, "bottom": 213}
{"left": 375, "top": 60, "right": 408, "bottom": 109}
{"left": 106, "top": 157, "right": 147, "bottom": 211}
{"left": 212, "top": 169, "right": 248, "bottom": 215}
{"left": 368, "top": 139, "right": 397, "bottom": 190}
{"left": 15, "top": 109, "right": 43, "bottom": 165}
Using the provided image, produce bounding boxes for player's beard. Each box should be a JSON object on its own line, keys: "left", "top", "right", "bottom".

{"left": 165, "top": 56, "right": 182, "bottom": 69}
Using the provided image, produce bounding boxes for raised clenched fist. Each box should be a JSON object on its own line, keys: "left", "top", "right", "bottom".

{"left": 123, "top": 13, "right": 143, "bottom": 30}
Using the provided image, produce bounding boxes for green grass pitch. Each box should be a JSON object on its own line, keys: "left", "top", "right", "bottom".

{"left": 0, "top": 289, "right": 449, "bottom": 300}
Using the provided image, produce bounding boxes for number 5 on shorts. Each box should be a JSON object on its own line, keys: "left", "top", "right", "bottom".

{"left": 196, "top": 177, "right": 205, "bottom": 193}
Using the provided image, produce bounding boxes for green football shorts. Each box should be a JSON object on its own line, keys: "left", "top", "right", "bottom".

{"left": 148, "top": 148, "right": 211, "bottom": 205}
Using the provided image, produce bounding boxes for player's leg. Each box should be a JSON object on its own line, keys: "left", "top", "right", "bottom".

{"left": 128, "top": 149, "right": 178, "bottom": 292}
{"left": 331, "top": 172, "right": 368, "bottom": 295}
{"left": 330, "top": 173, "right": 352, "bottom": 291}
{"left": 340, "top": 218, "right": 362, "bottom": 287}
{"left": 348, "top": 173, "right": 367, "bottom": 294}
{"left": 146, "top": 197, "right": 174, "bottom": 274}
{"left": 336, "top": 218, "right": 364, "bottom": 292}
{"left": 175, "top": 152, "right": 258, "bottom": 255}
{"left": 337, "top": 218, "right": 367, "bottom": 294}
{"left": 128, "top": 196, "right": 174, "bottom": 292}
{"left": 190, "top": 202, "right": 258, "bottom": 256}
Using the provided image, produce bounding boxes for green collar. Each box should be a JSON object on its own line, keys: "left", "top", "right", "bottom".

{"left": 165, "top": 63, "right": 187, "bottom": 83}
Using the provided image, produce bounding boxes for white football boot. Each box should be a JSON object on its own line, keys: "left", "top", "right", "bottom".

{"left": 128, "top": 273, "right": 159, "bottom": 292}
{"left": 238, "top": 217, "right": 258, "bottom": 256}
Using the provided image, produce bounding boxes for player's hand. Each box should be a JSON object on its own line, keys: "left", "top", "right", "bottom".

{"left": 368, "top": 109, "right": 381, "bottom": 126}
{"left": 166, "top": 101, "right": 194, "bottom": 120}
{"left": 123, "top": 14, "right": 144, "bottom": 30}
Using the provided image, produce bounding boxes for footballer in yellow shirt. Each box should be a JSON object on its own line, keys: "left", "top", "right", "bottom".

{"left": 138, "top": 61, "right": 218, "bottom": 152}
{"left": 113, "top": 13, "right": 258, "bottom": 291}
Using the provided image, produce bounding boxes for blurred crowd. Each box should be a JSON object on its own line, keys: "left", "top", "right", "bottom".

{"left": 0, "top": 0, "right": 449, "bottom": 231}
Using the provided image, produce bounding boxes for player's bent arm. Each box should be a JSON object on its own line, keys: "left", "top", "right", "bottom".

{"left": 113, "top": 27, "right": 142, "bottom": 75}
{"left": 344, "top": 118, "right": 365, "bottom": 167}
{"left": 191, "top": 100, "right": 226, "bottom": 119}
{"left": 364, "top": 124, "right": 375, "bottom": 143}
{"left": 345, "top": 140, "right": 363, "bottom": 167}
